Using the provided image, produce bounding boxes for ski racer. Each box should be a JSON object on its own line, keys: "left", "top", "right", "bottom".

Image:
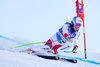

{"left": 27, "top": 16, "right": 83, "bottom": 55}
{"left": 44, "top": 16, "right": 83, "bottom": 54}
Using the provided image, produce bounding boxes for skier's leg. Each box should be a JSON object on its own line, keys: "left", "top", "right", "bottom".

{"left": 52, "top": 44, "right": 62, "bottom": 54}
{"left": 57, "top": 42, "right": 73, "bottom": 53}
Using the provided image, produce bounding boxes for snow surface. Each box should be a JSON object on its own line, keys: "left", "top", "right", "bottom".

{"left": 0, "top": 38, "right": 100, "bottom": 67}
{"left": 0, "top": 0, "right": 100, "bottom": 67}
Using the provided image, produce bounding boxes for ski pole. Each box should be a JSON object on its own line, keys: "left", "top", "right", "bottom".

{"left": 12, "top": 39, "right": 68, "bottom": 49}
{"left": 63, "top": 51, "right": 73, "bottom": 53}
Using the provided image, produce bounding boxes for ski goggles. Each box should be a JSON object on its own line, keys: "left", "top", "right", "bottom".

{"left": 74, "top": 23, "right": 81, "bottom": 27}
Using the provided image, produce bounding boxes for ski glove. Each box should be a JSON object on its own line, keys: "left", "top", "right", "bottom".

{"left": 66, "top": 37, "right": 73, "bottom": 43}
{"left": 72, "top": 45, "right": 78, "bottom": 53}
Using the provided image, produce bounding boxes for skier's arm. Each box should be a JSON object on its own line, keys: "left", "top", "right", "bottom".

{"left": 62, "top": 23, "right": 70, "bottom": 39}
{"left": 62, "top": 23, "right": 74, "bottom": 43}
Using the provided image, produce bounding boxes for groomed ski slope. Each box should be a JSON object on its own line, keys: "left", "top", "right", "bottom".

{"left": 0, "top": 50, "right": 100, "bottom": 67}
{"left": 0, "top": 37, "right": 100, "bottom": 67}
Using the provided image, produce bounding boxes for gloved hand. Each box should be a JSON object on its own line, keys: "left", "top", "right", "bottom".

{"left": 72, "top": 45, "right": 78, "bottom": 53}
{"left": 66, "top": 37, "right": 73, "bottom": 43}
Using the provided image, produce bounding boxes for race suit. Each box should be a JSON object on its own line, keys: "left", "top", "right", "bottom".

{"left": 45, "top": 22, "right": 80, "bottom": 54}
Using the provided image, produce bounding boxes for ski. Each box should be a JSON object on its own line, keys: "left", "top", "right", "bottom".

{"left": 36, "top": 55, "right": 77, "bottom": 63}
{"left": 21, "top": 49, "right": 77, "bottom": 63}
